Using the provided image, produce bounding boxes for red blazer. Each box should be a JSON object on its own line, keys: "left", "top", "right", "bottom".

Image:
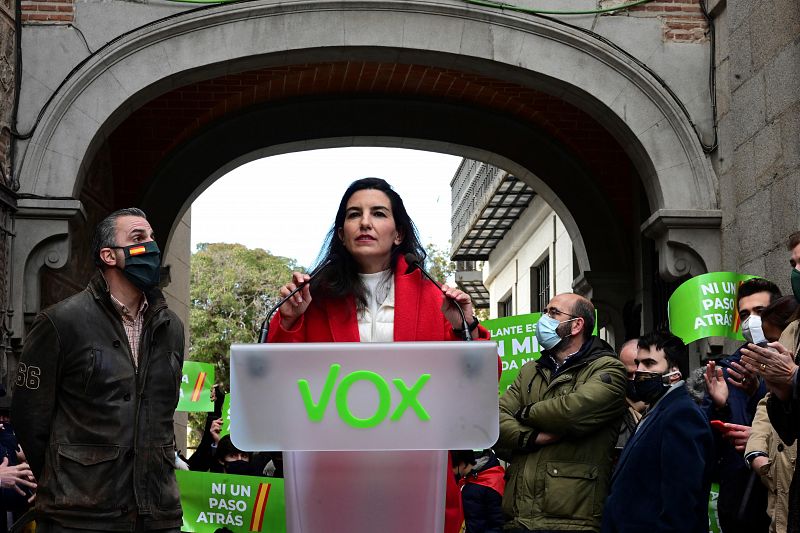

{"left": 268, "top": 255, "right": 490, "bottom": 343}
{"left": 268, "top": 255, "right": 491, "bottom": 533}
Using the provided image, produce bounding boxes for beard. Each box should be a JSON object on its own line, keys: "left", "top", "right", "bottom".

{"left": 555, "top": 321, "right": 573, "bottom": 341}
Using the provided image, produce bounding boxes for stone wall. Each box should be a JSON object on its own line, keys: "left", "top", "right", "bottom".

{"left": 713, "top": 0, "right": 800, "bottom": 292}
{"left": 0, "top": 0, "right": 15, "bottom": 406}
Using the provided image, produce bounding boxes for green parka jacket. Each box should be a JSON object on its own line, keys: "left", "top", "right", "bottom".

{"left": 498, "top": 337, "right": 627, "bottom": 531}
{"left": 12, "top": 273, "right": 185, "bottom": 531}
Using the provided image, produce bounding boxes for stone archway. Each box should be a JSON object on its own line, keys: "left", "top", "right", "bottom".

{"left": 12, "top": 0, "right": 721, "bottom": 341}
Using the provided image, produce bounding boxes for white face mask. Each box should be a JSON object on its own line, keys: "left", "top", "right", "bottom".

{"left": 660, "top": 370, "right": 681, "bottom": 383}
{"left": 741, "top": 315, "right": 768, "bottom": 346}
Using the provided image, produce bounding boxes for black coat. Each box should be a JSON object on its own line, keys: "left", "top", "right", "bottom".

{"left": 12, "top": 273, "right": 185, "bottom": 530}
{"left": 601, "top": 385, "right": 714, "bottom": 533}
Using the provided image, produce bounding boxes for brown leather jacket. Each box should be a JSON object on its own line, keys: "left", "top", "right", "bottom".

{"left": 12, "top": 273, "right": 185, "bottom": 530}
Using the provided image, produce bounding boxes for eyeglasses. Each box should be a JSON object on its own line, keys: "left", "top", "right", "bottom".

{"left": 542, "top": 307, "right": 579, "bottom": 320}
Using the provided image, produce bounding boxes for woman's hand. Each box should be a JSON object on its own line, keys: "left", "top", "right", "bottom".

{"left": 741, "top": 342, "right": 798, "bottom": 401}
{"left": 278, "top": 271, "right": 312, "bottom": 330}
{"left": 440, "top": 284, "right": 477, "bottom": 337}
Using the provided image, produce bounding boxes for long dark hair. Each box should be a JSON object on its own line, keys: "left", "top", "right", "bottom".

{"left": 760, "top": 295, "right": 800, "bottom": 331}
{"left": 310, "top": 178, "right": 426, "bottom": 309}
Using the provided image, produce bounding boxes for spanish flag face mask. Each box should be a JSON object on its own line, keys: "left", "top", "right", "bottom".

{"left": 113, "top": 240, "right": 161, "bottom": 291}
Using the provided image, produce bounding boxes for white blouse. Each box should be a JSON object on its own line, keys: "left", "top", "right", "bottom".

{"left": 357, "top": 270, "right": 395, "bottom": 343}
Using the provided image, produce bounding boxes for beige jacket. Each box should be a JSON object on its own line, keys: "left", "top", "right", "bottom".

{"left": 744, "top": 320, "right": 800, "bottom": 533}
{"left": 747, "top": 395, "right": 797, "bottom": 533}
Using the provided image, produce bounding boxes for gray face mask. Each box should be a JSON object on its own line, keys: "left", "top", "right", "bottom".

{"left": 741, "top": 315, "right": 768, "bottom": 346}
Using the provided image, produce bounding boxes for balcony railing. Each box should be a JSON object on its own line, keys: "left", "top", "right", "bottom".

{"left": 450, "top": 161, "right": 535, "bottom": 260}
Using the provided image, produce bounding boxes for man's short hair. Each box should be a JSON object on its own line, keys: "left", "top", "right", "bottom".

{"left": 637, "top": 330, "right": 689, "bottom": 379}
{"left": 787, "top": 231, "right": 800, "bottom": 251}
{"left": 451, "top": 449, "right": 477, "bottom": 467}
{"left": 91, "top": 208, "right": 147, "bottom": 268}
{"left": 572, "top": 297, "right": 595, "bottom": 341}
{"left": 737, "top": 278, "right": 781, "bottom": 304}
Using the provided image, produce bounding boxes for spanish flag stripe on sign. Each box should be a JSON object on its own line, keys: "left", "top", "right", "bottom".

{"left": 129, "top": 245, "right": 147, "bottom": 256}
{"left": 249, "top": 483, "right": 271, "bottom": 532}
{"left": 191, "top": 372, "right": 206, "bottom": 402}
{"left": 732, "top": 281, "right": 744, "bottom": 333}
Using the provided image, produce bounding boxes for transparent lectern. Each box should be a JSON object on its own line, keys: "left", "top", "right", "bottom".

{"left": 230, "top": 341, "right": 499, "bottom": 533}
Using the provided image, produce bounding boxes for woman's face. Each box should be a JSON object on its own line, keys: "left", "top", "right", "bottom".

{"left": 338, "top": 189, "right": 403, "bottom": 273}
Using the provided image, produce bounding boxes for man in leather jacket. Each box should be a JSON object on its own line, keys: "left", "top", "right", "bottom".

{"left": 12, "top": 208, "right": 185, "bottom": 532}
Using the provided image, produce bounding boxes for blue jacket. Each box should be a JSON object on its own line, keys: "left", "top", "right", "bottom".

{"left": 601, "top": 384, "right": 714, "bottom": 533}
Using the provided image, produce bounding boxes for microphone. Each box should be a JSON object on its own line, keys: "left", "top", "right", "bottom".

{"left": 257, "top": 256, "right": 336, "bottom": 343}
{"left": 404, "top": 253, "right": 472, "bottom": 341}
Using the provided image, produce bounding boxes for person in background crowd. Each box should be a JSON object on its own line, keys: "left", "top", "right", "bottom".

{"left": 0, "top": 411, "right": 36, "bottom": 533}
{"left": 215, "top": 436, "right": 257, "bottom": 476}
{"left": 601, "top": 331, "right": 713, "bottom": 533}
{"left": 742, "top": 231, "right": 800, "bottom": 533}
{"left": 745, "top": 295, "right": 800, "bottom": 533}
{"left": 450, "top": 450, "right": 477, "bottom": 533}
{"left": 498, "top": 293, "right": 627, "bottom": 533}
{"left": 451, "top": 449, "right": 477, "bottom": 481}
{"left": 188, "top": 384, "right": 226, "bottom": 472}
{"left": 12, "top": 208, "right": 185, "bottom": 533}
{"left": 615, "top": 339, "right": 644, "bottom": 461}
{"left": 459, "top": 449, "right": 505, "bottom": 533}
{"left": 703, "top": 278, "right": 779, "bottom": 533}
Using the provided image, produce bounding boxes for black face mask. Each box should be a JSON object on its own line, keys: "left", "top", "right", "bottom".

{"left": 113, "top": 241, "right": 161, "bottom": 291}
{"left": 627, "top": 370, "right": 679, "bottom": 404}
{"left": 224, "top": 460, "right": 253, "bottom": 476}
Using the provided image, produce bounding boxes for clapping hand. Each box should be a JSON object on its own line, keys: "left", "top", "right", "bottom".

{"left": 741, "top": 342, "right": 798, "bottom": 401}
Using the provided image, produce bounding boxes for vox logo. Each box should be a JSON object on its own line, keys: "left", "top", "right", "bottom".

{"left": 297, "top": 364, "right": 431, "bottom": 428}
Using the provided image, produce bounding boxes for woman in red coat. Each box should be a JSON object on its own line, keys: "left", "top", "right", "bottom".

{"left": 269, "top": 178, "right": 490, "bottom": 533}
{"left": 270, "top": 177, "right": 487, "bottom": 343}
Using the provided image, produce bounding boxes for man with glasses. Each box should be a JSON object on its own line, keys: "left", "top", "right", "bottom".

{"left": 498, "top": 293, "right": 627, "bottom": 533}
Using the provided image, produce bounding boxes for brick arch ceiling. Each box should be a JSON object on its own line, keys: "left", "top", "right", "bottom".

{"left": 108, "top": 61, "right": 637, "bottom": 229}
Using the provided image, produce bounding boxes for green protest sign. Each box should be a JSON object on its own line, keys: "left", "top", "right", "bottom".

{"left": 668, "top": 272, "right": 757, "bottom": 344}
{"left": 709, "top": 482, "right": 721, "bottom": 533}
{"left": 484, "top": 313, "right": 543, "bottom": 396}
{"left": 177, "top": 470, "right": 286, "bottom": 533}
{"left": 219, "top": 393, "right": 232, "bottom": 439}
{"left": 177, "top": 361, "right": 215, "bottom": 412}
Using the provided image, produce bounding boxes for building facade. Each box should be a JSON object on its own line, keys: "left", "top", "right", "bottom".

{"left": 0, "top": 0, "right": 796, "bottom": 400}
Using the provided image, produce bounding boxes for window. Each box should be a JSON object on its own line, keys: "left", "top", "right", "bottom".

{"left": 498, "top": 293, "right": 513, "bottom": 318}
{"left": 531, "top": 255, "right": 550, "bottom": 313}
